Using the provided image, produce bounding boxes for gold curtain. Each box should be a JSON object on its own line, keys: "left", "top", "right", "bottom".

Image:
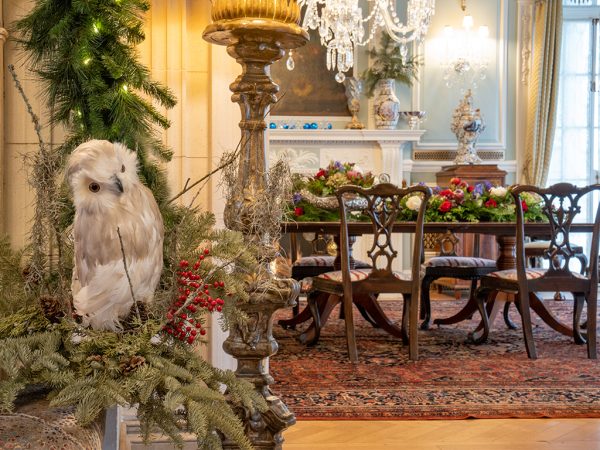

{"left": 522, "top": 0, "right": 562, "bottom": 187}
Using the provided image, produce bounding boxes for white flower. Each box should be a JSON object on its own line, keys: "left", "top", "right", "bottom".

{"left": 490, "top": 186, "right": 508, "bottom": 198}
{"left": 406, "top": 195, "right": 423, "bottom": 211}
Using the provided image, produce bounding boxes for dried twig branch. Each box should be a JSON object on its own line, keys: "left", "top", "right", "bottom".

{"left": 167, "top": 143, "right": 242, "bottom": 204}
{"left": 117, "top": 227, "right": 141, "bottom": 322}
{"left": 8, "top": 65, "right": 45, "bottom": 147}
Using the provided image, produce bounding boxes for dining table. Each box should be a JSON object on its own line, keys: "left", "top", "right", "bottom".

{"left": 280, "top": 220, "right": 595, "bottom": 344}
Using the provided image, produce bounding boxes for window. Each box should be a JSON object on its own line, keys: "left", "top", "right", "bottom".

{"left": 547, "top": 1, "right": 600, "bottom": 254}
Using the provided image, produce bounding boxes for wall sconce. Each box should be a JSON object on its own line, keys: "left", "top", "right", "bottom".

{"left": 441, "top": 0, "right": 489, "bottom": 90}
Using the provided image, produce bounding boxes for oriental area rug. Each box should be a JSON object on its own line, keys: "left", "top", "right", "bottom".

{"left": 271, "top": 297, "right": 600, "bottom": 420}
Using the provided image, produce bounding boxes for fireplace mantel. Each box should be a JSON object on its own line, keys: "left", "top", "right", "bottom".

{"left": 267, "top": 129, "right": 426, "bottom": 184}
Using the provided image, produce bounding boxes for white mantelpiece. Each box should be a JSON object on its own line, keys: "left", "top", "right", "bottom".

{"left": 267, "top": 129, "right": 426, "bottom": 184}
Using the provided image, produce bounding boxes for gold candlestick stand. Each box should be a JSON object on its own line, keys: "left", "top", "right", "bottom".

{"left": 203, "top": 2, "right": 308, "bottom": 449}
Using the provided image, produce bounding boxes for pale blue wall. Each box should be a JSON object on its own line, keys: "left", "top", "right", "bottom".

{"left": 364, "top": 0, "right": 519, "bottom": 183}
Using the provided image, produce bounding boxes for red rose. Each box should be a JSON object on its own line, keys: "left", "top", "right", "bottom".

{"left": 521, "top": 200, "right": 528, "bottom": 212}
{"left": 439, "top": 189, "right": 453, "bottom": 198}
{"left": 439, "top": 200, "right": 453, "bottom": 213}
{"left": 294, "top": 207, "right": 304, "bottom": 216}
{"left": 467, "top": 185, "right": 475, "bottom": 193}
{"left": 485, "top": 199, "right": 498, "bottom": 208}
{"left": 459, "top": 182, "right": 468, "bottom": 189}
{"left": 315, "top": 169, "right": 327, "bottom": 178}
{"left": 450, "top": 177, "right": 461, "bottom": 185}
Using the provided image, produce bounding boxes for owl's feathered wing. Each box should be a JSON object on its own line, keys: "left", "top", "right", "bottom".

{"left": 72, "top": 182, "right": 163, "bottom": 331}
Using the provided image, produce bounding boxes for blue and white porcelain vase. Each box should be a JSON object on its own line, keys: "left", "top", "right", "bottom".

{"left": 373, "top": 79, "right": 400, "bottom": 129}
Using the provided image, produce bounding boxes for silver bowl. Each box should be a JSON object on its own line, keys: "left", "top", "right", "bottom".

{"left": 401, "top": 111, "right": 427, "bottom": 130}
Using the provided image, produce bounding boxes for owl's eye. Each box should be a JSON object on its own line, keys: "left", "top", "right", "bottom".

{"left": 89, "top": 182, "right": 101, "bottom": 193}
{"left": 121, "top": 164, "right": 126, "bottom": 173}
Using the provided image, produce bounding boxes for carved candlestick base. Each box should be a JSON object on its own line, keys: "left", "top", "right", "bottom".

{"left": 204, "top": 5, "right": 307, "bottom": 449}
{"left": 221, "top": 279, "right": 300, "bottom": 450}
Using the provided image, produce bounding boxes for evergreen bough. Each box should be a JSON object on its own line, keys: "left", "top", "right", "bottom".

{"left": 1, "top": 1, "right": 267, "bottom": 448}
{"left": 14, "top": 0, "right": 176, "bottom": 207}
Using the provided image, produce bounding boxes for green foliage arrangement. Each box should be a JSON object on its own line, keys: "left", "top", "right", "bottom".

{"left": 288, "top": 174, "right": 546, "bottom": 224}
{"left": 287, "top": 161, "right": 375, "bottom": 222}
{"left": 14, "top": 0, "right": 176, "bottom": 206}
{"left": 362, "top": 33, "right": 422, "bottom": 98}
{"left": 1, "top": 1, "right": 268, "bottom": 448}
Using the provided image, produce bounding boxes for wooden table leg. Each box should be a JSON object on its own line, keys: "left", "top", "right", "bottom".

{"left": 278, "top": 302, "right": 313, "bottom": 329}
{"left": 298, "top": 293, "right": 341, "bottom": 345}
{"left": 433, "top": 295, "right": 478, "bottom": 326}
{"left": 529, "top": 292, "right": 573, "bottom": 337}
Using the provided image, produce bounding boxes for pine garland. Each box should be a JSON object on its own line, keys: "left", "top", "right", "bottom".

{"left": 0, "top": 318, "right": 264, "bottom": 448}
{"left": 14, "top": 0, "right": 176, "bottom": 207}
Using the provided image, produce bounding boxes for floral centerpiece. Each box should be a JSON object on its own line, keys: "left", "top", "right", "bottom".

{"left": 289, "top": 161, "right": 375, "bottom": 221}
{"left": 399, "top": 177, "right": 546, "bottom": 223}
{"left": 288, "top": 167, "right": 546, "bottom": 223}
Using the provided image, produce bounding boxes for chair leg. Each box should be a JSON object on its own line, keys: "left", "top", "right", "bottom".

{"left": 518, "top": 292, "right": 537, "bottom": 359}
{"left": 586, "top": 291, "right": 597, "bottom": 359}
{"left": 420, "top": 275, "right": 435, "bottom": 330}
{"left": 576, "top": 253, "right": 589, "bottom": 275}
{"left": 406, "top": 294, "right": 419, "bottom": 361}
{"left": 356, "top": 303, "right": 380, "bottom": 328}
{"left": 469, "top": 287, "right": 492, "bottom": 344}
{"left": 401, "top": 295, "right": 410, "bottom": 345}
{"left": 341, "top": 291, "right": 358, "bottom": 363}
{"left": 503, "top": 302, "right": 518, "bottom": 330}
{"left": 307, "top": 291, "right": 323, "bottom": 346}
{"left": 573, "top": 293, "right": 587, "bottom": 345}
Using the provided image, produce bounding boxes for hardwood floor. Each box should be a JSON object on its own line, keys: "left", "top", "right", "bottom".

{"left": 283, "top": 419, "right": 600, "bottom": 449}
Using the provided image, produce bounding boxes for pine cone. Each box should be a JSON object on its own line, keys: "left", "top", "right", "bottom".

{"left": 122, "top": 301, "right": 149, "bottom": 330}
{"left": 119, "top": 355, "right": 146, "bottom": 375}
{"left": 39, "top": 295, "right": 66, "bottom": 323}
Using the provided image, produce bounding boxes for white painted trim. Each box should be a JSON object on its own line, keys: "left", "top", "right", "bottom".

{"left": 268, "top": 128, "right": 426, "bottom": 144}
{"left": 209, "top": 44, "right": 239, "bottom": 372}
{"left": 404, "top": 159, "right": 518, "bottom": 174}
{"left": 414, "top": 0, "right": 509, "bottom": 153}
{"left": 516, "top": 0, "right": 536, "bottom": 183}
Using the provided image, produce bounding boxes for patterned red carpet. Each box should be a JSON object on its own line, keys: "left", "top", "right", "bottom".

{"left": 271, "top": 298, "right": 600, "bottom": 420}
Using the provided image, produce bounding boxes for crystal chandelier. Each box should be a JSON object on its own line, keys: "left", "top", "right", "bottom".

{"left": 441, "top": 0, "right": 489, "bottom": 90}
{"left": 296, "top": 0, "right": 436, "bottom": 82}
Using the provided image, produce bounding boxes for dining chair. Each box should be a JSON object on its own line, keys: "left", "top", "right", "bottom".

{"left": 309, "top": 183, "right": 432, "bottom": 362}
{"left": 279, "top": 233, "right": 372, "bottom": 330}
{"left": 419, "top": 231, "right": 497, "bottom": 330}
{"left": 473, "top": 182, "right": 600, "bottom": 359}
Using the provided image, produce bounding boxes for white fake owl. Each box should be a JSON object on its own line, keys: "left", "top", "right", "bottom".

{"left": 67, "top": 140, "right": 164, "bottom": 330}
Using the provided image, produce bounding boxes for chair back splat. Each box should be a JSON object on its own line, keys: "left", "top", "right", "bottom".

{"left": 512, "top": 183, "right": 600, "bottom": 285}
{"left": 333, "top": 183, "right": 431, "bottom": 361}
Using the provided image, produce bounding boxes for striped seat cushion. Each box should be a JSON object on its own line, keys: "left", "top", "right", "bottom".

{"left": 293, "top": 255, "right": 335, "bottom": 267}
{"left": 293, "top": 255, "right": 371, "bottom": 268}
{"left": 425, "top": 256, "right": 496, "bottom": 268}
{"left": 487, "top": 268, "right": 587, "bottom": 281}
{"left": 316, "top": 269, "right": 413, "bottom": 283}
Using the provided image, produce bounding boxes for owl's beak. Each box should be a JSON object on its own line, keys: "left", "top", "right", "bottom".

{"left": 112, "top": 176, "right": 124, "bottom": 193}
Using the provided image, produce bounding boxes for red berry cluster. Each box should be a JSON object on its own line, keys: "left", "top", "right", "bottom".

{"left": 162, "top": 249, "right": 227, "bottom": 344}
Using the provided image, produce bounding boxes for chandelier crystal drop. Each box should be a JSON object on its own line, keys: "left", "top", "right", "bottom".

{"left": 297, "top": 0, "right": 436, "bottom": 82}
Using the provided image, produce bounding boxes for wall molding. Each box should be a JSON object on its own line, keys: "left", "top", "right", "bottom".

{"left": 413, "top": 0, "right": 508, "bottom": 155}
{"left": 516, "top": 0, "right": 537, "bottom": 183}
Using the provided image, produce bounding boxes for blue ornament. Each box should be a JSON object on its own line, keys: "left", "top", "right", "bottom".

{"left": 303, "top": 123, "right": 311, "bottom": 129}
{"left": 283, "top": 124, "right": 289, "bottom": 129}
{"left": 310, "top": 122, "right": 318, "bottom": 129}
{"left": 269, "top": 122, "right": 277, "bottom": 129}
{"left": 327, "top": 123, "right": 333, "bottom": 129}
